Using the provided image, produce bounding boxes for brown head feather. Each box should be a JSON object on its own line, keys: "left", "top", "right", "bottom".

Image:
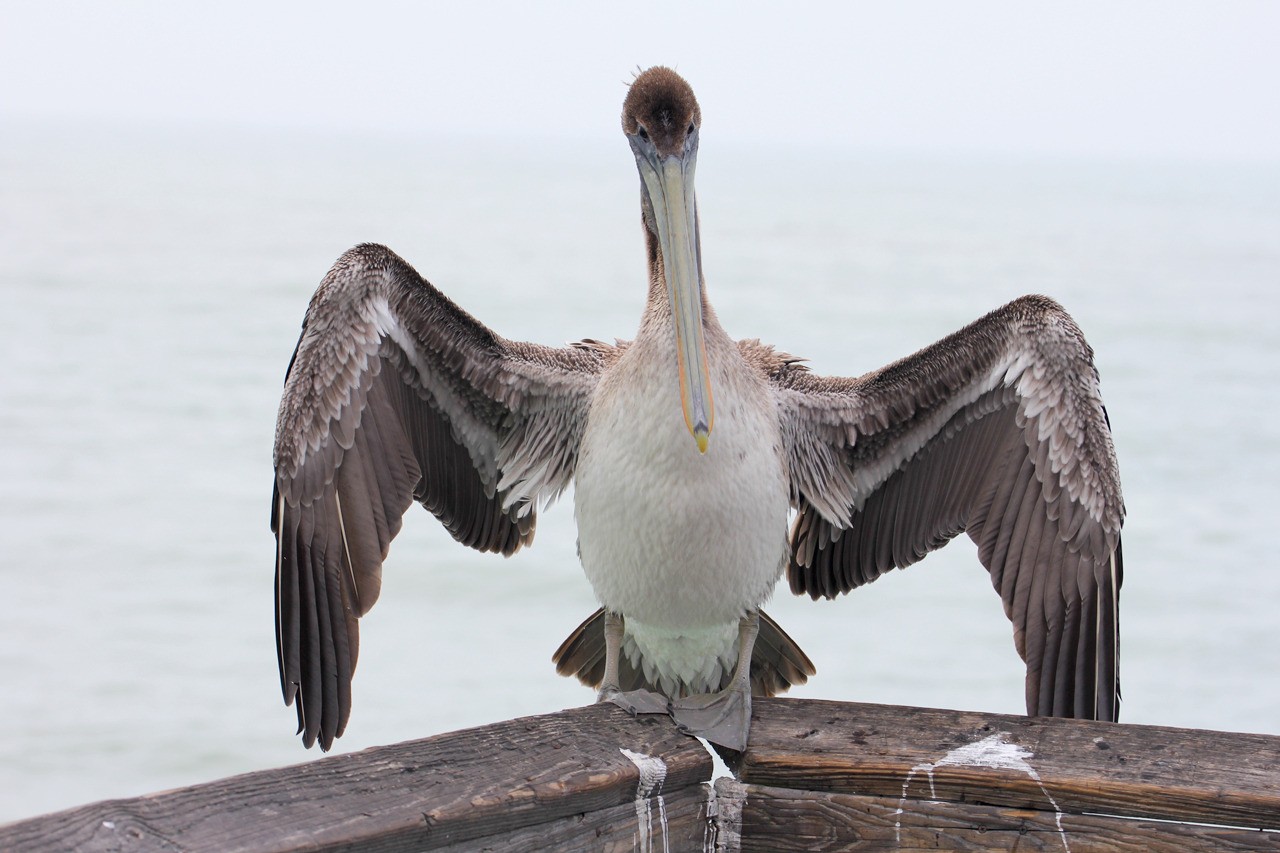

{"left": 622, "top": 66, "right": 701, "bottom": 156}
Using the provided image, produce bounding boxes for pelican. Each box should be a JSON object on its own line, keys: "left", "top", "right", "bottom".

{"left": 272, "top": 66, "right": 1124, "bottom": 752}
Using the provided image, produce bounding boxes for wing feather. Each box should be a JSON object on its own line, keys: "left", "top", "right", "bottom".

{"left": 272, "top": 243, "right": 608, "bottom": 748}
{"left": 778, "top": 294, "right": 1124, "bottom": 721}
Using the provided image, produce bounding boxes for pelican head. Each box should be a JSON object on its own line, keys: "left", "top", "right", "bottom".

{"left": 623, "top": 67, "right": 713, "bottom": 454}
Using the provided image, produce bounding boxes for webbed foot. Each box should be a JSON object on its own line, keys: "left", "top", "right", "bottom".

{"left": 670, "top": 687, "right": 751, "bottom": 751}
{"left": 599, "top": 686, "right": 671, "bottom": 717}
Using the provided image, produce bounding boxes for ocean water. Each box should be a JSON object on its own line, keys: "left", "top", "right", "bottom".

{"left": 1, "top": 119, "right": 1277, "bottom": 823}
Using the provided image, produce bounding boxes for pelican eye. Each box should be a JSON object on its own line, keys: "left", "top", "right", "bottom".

{"left": 687, "top": 123, "right": 695, "bottom": 135}
{"left": 637, "top": 126, "right": 650, "bottom": 141}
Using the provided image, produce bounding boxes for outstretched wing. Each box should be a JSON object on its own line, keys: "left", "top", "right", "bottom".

{"left": 775, "top": 295, "right": 1124, "bottom": 720}
{"left": 271, "top": 243, "right": 611, "bottom": 748}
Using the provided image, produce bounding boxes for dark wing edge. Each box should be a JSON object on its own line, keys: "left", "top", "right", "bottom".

{"left": 271, "top": 243, "right": 609, "bottom": 748}
{"left": 774, "top": 295, "right": 1125, "bottom": 721}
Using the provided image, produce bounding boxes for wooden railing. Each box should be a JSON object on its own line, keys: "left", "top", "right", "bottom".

{"left": 3, "top": 698, "right": 1278, "bottom": 851}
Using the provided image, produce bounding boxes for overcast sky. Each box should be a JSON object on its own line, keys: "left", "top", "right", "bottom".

{"left": 2, "top": 1, "right": 1278, "bottom": 162}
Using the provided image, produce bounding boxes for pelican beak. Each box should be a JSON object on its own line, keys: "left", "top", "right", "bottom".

{"left": 634, "top": 135, "right": 714, "bottom": 453}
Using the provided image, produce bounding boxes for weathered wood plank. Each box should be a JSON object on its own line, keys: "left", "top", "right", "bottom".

{"left": 0, "top": 704, "right": 711, "bottom": 853}
{"left": 732, "top": 698, "right": 1280, "bottom": 830}
{"left": 714, "top": 778, "right": 1280, "bottom": 852}
{"left": 8, "top": 698, "right": 1280, "bottom": 851}
{"left": 434, "top": 783, "right": 713, "bottom": 852}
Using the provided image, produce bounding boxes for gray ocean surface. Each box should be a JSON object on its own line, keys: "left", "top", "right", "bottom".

{"left": 1, "top": 119, "right": 1277, "bottom": 823}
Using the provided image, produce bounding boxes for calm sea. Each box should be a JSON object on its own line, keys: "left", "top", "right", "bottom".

{"left": 1, "top": 119, "right": 1277, "bottom": 822}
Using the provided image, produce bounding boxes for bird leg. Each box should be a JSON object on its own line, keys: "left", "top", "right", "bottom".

{"left": 669, "top": 611, "right": 758, "bottom": 752}
{"left": 597, "top": 610, "right": 670, "bottom": 716}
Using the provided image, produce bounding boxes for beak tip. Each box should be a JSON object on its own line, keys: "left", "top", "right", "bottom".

{"left": 694, "top": 426, "right": 710, "bottom": 454}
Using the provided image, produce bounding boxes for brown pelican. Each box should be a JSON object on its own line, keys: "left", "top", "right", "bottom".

{"left": 272, "top": 66, "right": 1124, "bottom": 752}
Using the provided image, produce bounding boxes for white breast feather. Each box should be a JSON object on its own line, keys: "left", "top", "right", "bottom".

{"left": 573, "top": 333, "right": 790, "bottom": 690}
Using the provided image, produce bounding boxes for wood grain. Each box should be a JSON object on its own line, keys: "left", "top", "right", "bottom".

{"left": 6, "top": 698, "right": 1279, "bottom": 851}
{"left": 0, "top": 704, "right": 711, "bottom": 853}
{"left": 717, "top": 778, "right": 1280, "bottom": 852}
{"left": 733, "top": 698, "right": 1280, "bottom": 831}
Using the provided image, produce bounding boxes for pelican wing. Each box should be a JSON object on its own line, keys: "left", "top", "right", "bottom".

{"left": 272, "top": 243, "right": 609, "bottom": 748}
{"left": 772, "top": 295, "right": 1124, "bottom": 720}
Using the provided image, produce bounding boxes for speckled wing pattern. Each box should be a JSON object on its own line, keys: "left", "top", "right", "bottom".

{"left": 772, "top": 295, "right": 1125, "bottom": 721}
{"left": 271, "top": 243, "right": 610, "bottom": 749}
